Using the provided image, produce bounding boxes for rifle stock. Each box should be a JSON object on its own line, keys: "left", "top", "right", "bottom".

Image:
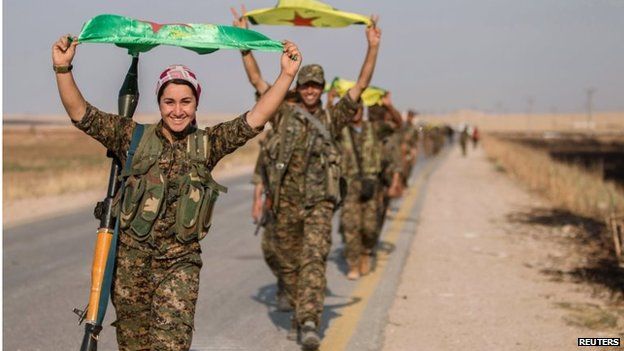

{"left": 254, "top": 160, "right": 274, "bottom": 236}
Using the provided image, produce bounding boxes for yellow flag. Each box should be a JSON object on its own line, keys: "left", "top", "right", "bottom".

{"left": 327, "top": 77, "right": 386, "bottom": 106}
{"left": 245, "top": 0, "right": 371, "bottom": 28}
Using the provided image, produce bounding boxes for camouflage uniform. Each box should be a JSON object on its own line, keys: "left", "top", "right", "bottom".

{"left": 339, "top": 122, "right": 382, "bottom": 268}
{"left": 401, "top": 122, "right": 419, "bottom": 183}
{"left": 368, "top": 105, "right": 403, "bottom": 233}
{"left": 251, "top": 136, "right": 283, "bottom": 294}
{"left": 460, "top": 127, "right": 469, "bottom": 156}
{"left": 433, "top": 126, "right": 445, "bottom": 154}
{"left": 380, "top": 130, "right": 404, "bottom": 229}
{"left": 422, "top": 125, "right": 434, "bottom": 157}
{"left": 74, "top": 102, "right": 262, "bottom": 350}
{"left": 264, "top": 65, "right": 359, "bottom": 328}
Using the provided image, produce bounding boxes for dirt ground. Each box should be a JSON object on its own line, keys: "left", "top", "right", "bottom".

{"left": 382, "top": 145, "right": 624, "bottom": 351}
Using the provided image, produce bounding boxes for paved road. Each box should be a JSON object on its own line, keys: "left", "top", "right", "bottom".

{"left": 4, "top": 154, "right": 441, "bottom": 351}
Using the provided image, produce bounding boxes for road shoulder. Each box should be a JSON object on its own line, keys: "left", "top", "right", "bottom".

{"left": 382, "top": 146, "right": 622, "bottom": 351}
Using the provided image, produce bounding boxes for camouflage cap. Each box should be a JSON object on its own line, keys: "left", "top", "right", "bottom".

{"left": 297, "top": 64, "right": 325, "bottom": 86}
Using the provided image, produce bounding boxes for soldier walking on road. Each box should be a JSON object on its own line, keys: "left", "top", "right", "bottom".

{"left": 251, "top": 140, "right": 294, "bottom": 312}
{"left": 52, "top": 33, "right": 301, "bottom": 350}
{"left": 460, "top": 125, "right": 469, "bottom": 156}
{"left": 369, "top": 94, "right": 404, "bottom": 236}
{"left": 251, "top": 90, "right": 299, "bottom": 312}
{"left": 337, "top": 104, "right": 383, "bottom": 280}
{"left": 233, "top": 8, "right": 382, "bottom": 350}
{"left": 401, "top": 109, "right": 420, "bottom": 185}
{"left": 472, "top": 125, "right": 480, "bottom": 149}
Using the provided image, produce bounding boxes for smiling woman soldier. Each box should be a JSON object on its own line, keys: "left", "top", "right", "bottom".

{"left": 52, "top": 34, "right": 301, "bottom": 350}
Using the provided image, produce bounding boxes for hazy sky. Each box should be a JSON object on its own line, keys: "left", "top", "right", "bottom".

{"left": 3, "top": 0, "right": 624, "bottom": 115}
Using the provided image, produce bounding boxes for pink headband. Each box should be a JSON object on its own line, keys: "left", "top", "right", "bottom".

{"left": 156, "top": 64, "right": 202, "bottom": 99}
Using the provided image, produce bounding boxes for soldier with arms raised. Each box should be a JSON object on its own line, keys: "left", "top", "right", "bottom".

{"left": 52, "top": 34, "right": 301, "bottom": 350}
{"left": 233, "top": 8, "right": 381, "bottom": 349}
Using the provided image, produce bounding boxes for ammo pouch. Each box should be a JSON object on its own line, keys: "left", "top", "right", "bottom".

{"left": 343, "top": 124, "right": 381, "bottom": 203}
{"left": 119, "top": 171, "right": 165, "bottom": 241}
{"left": 321, "top": 140, "right": 345, "bottom": 206}
{"left": 359, "top": 177, "right": 377, "bottom": 202}
{"left": 118, "top": 164, "right": 226, "bottom": 243}
{"left": 174, "top": 166, "right": 226, "bottom": 243}
{"left": 116, "top": 124, "right": 227, "bottom": 243}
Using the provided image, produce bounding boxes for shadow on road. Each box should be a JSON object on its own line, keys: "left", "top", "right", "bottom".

{"left": 250, "top": 283, "right": 291, "bottom": 331}
{"left": 506, "top": 206, "right": 624, "bottom": 300}
{"left": 328, "top": 247, "right": 349, "bottom": 276}
{"left": 386, "top": 211, "right": 420, "bottom": 224}
{"left": 250, "top": 283, "right": 362, "bottom": 337}
{"left": 376, "top": 240, "right": 396, "bottom": 256}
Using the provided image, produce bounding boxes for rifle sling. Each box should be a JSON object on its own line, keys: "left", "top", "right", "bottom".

{"left": 293, "top": 105, "right": 332, "bottom": 141}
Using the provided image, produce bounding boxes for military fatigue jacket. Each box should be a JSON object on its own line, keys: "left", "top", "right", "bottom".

{"left": 340, "top": 122, "right": 382, "bottom": 180}
{"left": 265, "top": 94, "right": 359, "bottom": 207}
{"left": 74, "top": 103, "right": 262, "bottom": 258}
{"left": 369, "top": 120, "right": 403, "bottom": 186}
{"left": 402, "top": 123, "right": 419, "bottom": 148}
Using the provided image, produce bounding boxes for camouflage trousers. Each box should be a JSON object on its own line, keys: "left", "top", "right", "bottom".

{"left": 403, "top": 154, "right": 416, "bottom": 186}
{"left": 261, "top": 224, "right": 285, "bottom": 294}
{"left": 273, "top": 196, "right": 334, "bottom": 327}
{"left": 112, "top": 241, "right": 202, "bottom": 351}
{"left": 377, "top": 189, "right": 391, "bottom": 234}
{"left": 340, "top": 180, "right": 380, "bottom": 267}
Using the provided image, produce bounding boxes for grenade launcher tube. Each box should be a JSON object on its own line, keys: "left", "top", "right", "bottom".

{"left": 80, "top": 54, "right": 139, "bottom": 351}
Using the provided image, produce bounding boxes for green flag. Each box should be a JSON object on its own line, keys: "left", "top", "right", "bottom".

{"left": 78, "top": 14, "right": 284, "bottom": 55}
{"left": 327, "top": 77, "right": 386, "bottom": 106}
{"left": 245, "top": 0, "right": 371, "bottom": 28}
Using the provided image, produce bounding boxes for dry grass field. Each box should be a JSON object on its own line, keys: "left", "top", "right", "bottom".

{"left": 482, "top": 135, "right": 624, "bottom": 222}
{"left": 3, "top": 123, "right": 261, "bottom": 203}
{"left": 420, "top": 110, "right": 624, "bottom": 133}
{"left": 4, "top": 126, "right": 110, "bottom": 202}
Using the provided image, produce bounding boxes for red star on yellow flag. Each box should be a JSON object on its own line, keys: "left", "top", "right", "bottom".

{"left": 288, "top": 11, "right": 319, "bottom": 26}
{"left": 245, "top": 0, "right": 372, "bottom": 28}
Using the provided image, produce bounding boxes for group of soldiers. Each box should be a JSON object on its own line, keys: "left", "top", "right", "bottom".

{"left": 232, "top": 12, "right": 430, "bottom": 347}
{"left": 52, "top": 4, "right": 457, "bottom": 349}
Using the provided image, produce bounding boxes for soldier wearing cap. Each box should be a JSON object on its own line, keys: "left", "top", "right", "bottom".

{"left": 232, "top": 9, "right": 382, "bottom": 349}
{"left": 52, "top": 34, "right": 301, "bottom": 350}
{"left": 334, "top": 101, "right": 383, "bottom": 280}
